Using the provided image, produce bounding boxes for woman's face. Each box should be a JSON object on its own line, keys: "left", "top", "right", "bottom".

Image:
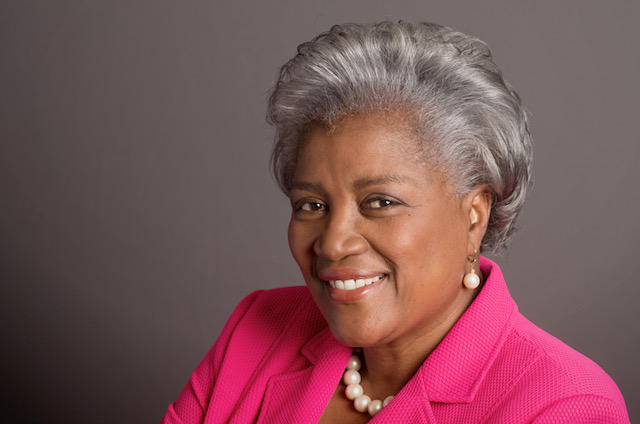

{"left": 287, "top": 113, "right": 485, "bottom": 348}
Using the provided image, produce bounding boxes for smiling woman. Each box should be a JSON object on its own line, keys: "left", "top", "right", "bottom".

{"left": 161, "top": 22, "right": 630, "bottom": 423}
{"left": 288, "top": 113, "right": 486, "bottom": 357}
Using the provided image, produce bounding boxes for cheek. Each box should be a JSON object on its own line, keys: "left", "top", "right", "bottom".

{"left": 288, "top": 220, "right": 314, "bottom": 270}
{"left": 380, "top": 216, "right": 440, "bottom": 259}
{"left": 376, "top": 210, "right": 464, "bottom": 275}
{"left": 287, "top": 221, "right": 303, "bottom": 261}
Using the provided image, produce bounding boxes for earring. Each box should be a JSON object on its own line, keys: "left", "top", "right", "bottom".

{"left": 463, "top": 249, "right": 480, "bottom": 289}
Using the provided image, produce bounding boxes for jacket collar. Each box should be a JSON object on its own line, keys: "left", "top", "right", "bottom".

{"left": 417, "top": 256, "right": 517, "bottom": 403}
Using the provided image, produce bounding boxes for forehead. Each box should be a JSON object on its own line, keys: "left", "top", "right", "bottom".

{"left": 299, "top": 113, "right": 422, "bottom": 164}
{"left": 293, "top": 112, "right": 439, "bottom": 185}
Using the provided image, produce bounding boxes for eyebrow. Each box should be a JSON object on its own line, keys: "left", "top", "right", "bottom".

{"left": 289, "top": 174, "right": 413, "bottom": 194}
{"left": 289, "top": 181, "right": 326, "bottom": 195}
{"left": 352, "top": 174, "right": 411, "bottom": 191}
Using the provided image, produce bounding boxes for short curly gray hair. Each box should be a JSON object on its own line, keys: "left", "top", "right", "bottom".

{"left": 267, "top": 21, "right": 533, "bottom": 253}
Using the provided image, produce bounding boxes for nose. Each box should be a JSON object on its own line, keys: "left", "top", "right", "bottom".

{"left": 313, "top": 211, "right": 368, "bottom": 261}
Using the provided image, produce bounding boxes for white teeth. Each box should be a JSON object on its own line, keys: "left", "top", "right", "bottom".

{"left": 327, "top": 275, "right": 385, "bottom": 290}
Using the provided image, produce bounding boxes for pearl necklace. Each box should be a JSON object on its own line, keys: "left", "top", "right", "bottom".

{"left": 342, "top": 353, "right": 394, "bottom": 417}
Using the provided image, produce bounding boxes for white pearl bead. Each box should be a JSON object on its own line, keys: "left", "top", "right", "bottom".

{"left": 343, "top": 369, "right": 361, "bottom": 385}
{"left": 346, "top": 355, "right": 361, "bottom": 371}
{"left": 353, "top": 394, "right": 371, "bottom": 412}
{"left": 463, "top": 272, "right": 480, "bottom": 289}
{"left": 345, "top": 383, "right": 364, "bottom": 400}
{"left": 383, "top": 395, "right": 394, "bottom": 407}
{"left": 341, "top": 353, "right": 397, "bottom": 416}
{"left": 368, "top": 399, "right": 383, "bottom": 416}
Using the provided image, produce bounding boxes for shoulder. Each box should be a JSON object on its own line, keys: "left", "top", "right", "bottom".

{"left": 483, "top": 312, "right": 629, "bottom": 422}
{"left": 214, "top": 286, "right": 327, "bottom": 362}
{"left": 161, "top": 287, "right": 324, "bottom": 423}
{"left": 207, "top": 285, "right": 326, "bottom": 394}
{"left": 231, "top": 286, "right": 314, "bottom": 320}
{"left": 223, "top": 285, "right": 319, "bottom": 340}
{"left": 511, "top": 313, "right": 623, "bottom": 401}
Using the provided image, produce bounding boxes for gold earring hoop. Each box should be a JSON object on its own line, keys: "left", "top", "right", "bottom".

{"left": 463, "top": 249, "right": 480, "bottom": 289}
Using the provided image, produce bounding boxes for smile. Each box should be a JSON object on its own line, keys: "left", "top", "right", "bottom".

{"left": 322, "top": 274, "right": 388, "bottom": 304}
{"left": 327, "top": 274, "right": 385, "bottom": 290}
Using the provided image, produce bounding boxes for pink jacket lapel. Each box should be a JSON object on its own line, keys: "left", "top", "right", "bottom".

{"left": 256, "top": 328, "right": 351, "bottom": 423}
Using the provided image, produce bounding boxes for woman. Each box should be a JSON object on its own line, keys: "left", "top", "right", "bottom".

{"left": 161, "top": 22, "right": 629, "bottom": 423}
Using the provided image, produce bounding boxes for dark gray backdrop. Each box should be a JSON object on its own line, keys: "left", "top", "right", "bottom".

{"left": 1, "top": 1, "right": 638, "bottom": 423}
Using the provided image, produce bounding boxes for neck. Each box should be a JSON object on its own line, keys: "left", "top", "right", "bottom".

{"left": 359, "top": 275, "right": 482, "bottom": 397}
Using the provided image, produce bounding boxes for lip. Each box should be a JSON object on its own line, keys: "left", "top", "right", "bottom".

{"left": 324, "top": 275, "right": 388, "bottom": 304}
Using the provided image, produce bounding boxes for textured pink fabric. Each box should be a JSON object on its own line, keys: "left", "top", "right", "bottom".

{"left": 161, "top": 257, "right": 630, "bottom": 423}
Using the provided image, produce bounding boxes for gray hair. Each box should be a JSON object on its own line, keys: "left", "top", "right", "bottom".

{"left": 267, "top": 21, "right": 533, "bottom": 253}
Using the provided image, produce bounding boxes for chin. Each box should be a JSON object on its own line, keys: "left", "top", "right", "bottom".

{"left": 327, "top": 319, "right": 387, "bottom": 348}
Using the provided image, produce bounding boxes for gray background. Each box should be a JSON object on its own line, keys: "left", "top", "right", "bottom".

{"left": 1, "top": 1, "right": 638, "bottom": 423}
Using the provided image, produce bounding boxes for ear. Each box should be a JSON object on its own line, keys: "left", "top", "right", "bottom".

{"left": 463, "top": 184, "right": 492, "bottom": 253}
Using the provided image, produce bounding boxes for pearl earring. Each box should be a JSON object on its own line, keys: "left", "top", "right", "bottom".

{"left": 463, "top": 249, "right": 480, "bottom": 289}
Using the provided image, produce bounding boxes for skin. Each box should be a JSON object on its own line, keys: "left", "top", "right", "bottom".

{"left": 287, "top": 112, "right": 492, "bottom": 423}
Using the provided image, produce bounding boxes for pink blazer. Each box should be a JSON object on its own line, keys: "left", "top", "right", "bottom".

{"left": 161, "top": 257, "right": 630, "bottom": 423}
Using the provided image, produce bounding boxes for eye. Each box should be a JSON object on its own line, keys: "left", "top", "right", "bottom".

{"left": 294, "top": 199, "right": 327, "bottom": 213}
{"left": 364, "top": 197, "right": 396, "bottom": 209}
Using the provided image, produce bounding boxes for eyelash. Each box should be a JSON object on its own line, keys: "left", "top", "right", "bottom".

{"left": 293, "top": 197, "right": 398, "bottom": 214}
